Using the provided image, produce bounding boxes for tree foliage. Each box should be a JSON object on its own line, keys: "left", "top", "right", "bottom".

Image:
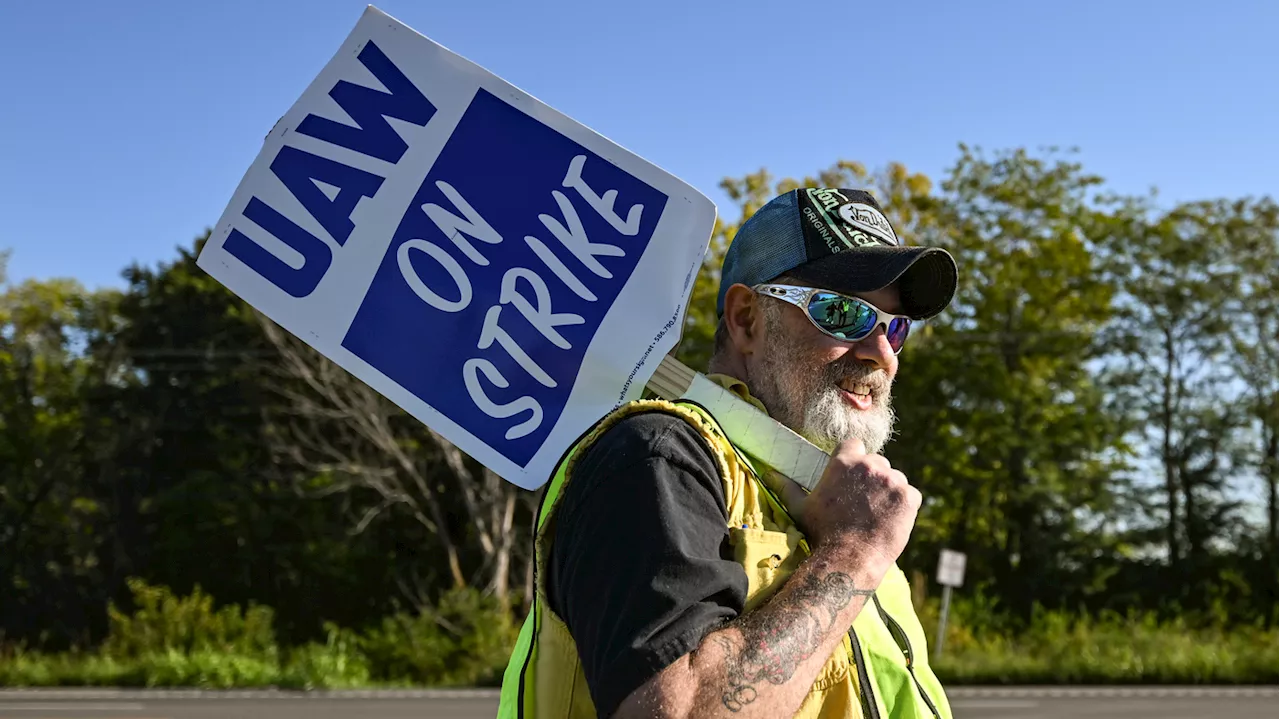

{"left": 1, "top": 146, "right": 1275, "bottom": 651}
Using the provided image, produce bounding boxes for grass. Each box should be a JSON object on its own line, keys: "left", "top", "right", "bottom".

{"left": 918, "top": 594, "right": 1279, "bottom": 685}
{"left": 0, "top": 580, "right": 518, "bottom": 689}
{"left": 932, "top": 613, "right": 1278, "bottom": 685}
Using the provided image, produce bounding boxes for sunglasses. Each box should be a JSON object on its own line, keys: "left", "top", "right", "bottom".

{"left": 753, "top": 284, "right": 912, "bottom": 354}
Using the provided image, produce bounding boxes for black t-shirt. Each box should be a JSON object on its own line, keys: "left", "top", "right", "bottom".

{"left": 545, "top": 410, "right": 748, "bottom": 718}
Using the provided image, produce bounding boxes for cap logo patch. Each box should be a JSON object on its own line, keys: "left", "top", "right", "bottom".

{"left": 838, "top": 202, "right": 898, "bottom": 246}
{"left": 796, "top": 188, "right": 901, "bottom": 261}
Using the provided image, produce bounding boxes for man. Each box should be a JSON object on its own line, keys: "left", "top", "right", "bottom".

{"left": 498, "top": 188, "right": 959, "bottom": 719}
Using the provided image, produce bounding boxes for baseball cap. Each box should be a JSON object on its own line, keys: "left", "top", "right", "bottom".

{"left": 716, "top": 188, "right": 958, "bottom": 321}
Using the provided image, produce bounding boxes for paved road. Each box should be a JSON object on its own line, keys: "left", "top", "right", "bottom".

{"left": 0, "top": 687, "right": 1274, "bottom": 718}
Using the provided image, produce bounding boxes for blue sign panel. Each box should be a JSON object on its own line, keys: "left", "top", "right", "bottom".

{"left": 342, "top": 88, "right": 668, "bottom": 467}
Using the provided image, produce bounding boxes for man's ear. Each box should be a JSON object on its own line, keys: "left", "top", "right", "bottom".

{"left": 722, "top": 283, "right": 765, "bottom": 357}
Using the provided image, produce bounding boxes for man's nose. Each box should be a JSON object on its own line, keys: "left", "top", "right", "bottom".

{"left": 854, "top": 326, "right": 896, "bottom": 371}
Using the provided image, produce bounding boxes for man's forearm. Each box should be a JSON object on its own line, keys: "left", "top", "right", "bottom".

{"left": 613, "top": 545, "right": 880, "bottom": 719}
{"left": 699, "top": 556, "right": 872, "bottom": 716}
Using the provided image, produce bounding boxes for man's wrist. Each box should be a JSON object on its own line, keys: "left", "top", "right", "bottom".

{"left": 808, "top": 537, "right": 894, "bottom": 590}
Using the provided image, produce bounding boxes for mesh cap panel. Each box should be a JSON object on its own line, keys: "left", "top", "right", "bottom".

{"left": 716, "top": 191, "right": 808, "bottom": 316}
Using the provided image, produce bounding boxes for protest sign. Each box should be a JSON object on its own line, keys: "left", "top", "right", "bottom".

{"left": 197, "top": 6, "right": 717, "bottom": 490}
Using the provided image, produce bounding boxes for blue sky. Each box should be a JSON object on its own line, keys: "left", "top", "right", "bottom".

{"left": 1, "top": 0, "right": 1275, "bottom": 290}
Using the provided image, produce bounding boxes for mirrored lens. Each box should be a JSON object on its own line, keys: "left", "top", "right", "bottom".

{"left": 886, "top": 317, "right": 911, "bottom": 352}
{"left": 807, "top": 292, "right": 877, "bottom": 340}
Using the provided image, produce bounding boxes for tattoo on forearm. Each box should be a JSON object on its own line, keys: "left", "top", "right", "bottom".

{"left": 715, "top": 572, "right": 872, "bottom": 713}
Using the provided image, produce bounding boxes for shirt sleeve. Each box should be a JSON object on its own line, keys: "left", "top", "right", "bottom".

{"left": 545, "top": 410, "right": 748, "bottom": 719}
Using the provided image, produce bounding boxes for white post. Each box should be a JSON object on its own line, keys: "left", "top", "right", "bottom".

{"left": 934, "top": 584, "right": 952, "bottom": 661}
{"left": 933, "top": 548, "right": 965, "bottom": 661}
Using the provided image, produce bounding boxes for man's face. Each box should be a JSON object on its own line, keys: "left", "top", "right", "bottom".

{"left": 744, "top": 284, "right": 901, "bottom": 455}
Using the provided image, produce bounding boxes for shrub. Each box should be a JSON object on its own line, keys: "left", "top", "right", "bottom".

{"left": 280, "top": 624, "right": 372, "bottom": 689}
{"left": 0, "top": 649, "right": 126, "bottom": 687}
{"left": 103, "top": 579, "right": 277, "bottom": 660}
{"left": 358, "top": 587, "right": 518, "bottom": 686}
{"left": 132, "top": 649, "right": 280, "bottom": 688}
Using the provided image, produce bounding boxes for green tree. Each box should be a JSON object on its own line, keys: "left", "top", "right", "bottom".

{"left": 1220, "top": 197, "right": 1279, "bottom": 565}
{"left": 1105, "top": 197, "right": 1254, "bottom": 588}
{"left": 885, "top": 146, "right": 1132, "bottom": 618}
{"left": 101, "top": 236, "right": 423, "bottom": 643}
{"left": 0, "top": 277, "right": 123, "bottom": 644}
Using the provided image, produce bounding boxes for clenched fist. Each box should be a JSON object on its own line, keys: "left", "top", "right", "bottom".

{"left": 781, "top": 439, "right": 922, "bottom": 577}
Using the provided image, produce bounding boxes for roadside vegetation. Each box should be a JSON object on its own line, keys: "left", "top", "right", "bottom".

{"left": 1, "top": 580, "right": 1273, "bottom": 689}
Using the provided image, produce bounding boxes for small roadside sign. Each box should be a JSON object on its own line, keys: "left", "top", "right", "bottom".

{"left": 936, "top": 548, "right": 967, "bottom": 588}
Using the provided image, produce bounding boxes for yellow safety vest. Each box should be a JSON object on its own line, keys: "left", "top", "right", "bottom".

{"left": 498, "top": 375, "right": 952, "bottom": 719}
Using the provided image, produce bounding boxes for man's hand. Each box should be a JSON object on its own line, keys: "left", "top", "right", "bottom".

{"left": 781, "top": 438, "right": 922, "bottom": 580}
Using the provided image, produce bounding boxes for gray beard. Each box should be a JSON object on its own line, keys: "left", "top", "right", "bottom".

{"left": 793, "top": 378, "right": 896, "bottom": 455}
{"left": 746, "top": 327, "right": 897, "bottom": 455}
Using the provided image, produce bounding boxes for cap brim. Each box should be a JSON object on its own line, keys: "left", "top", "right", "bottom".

{"left": 783, "top": 246, "right": 957, "bottom": 320}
